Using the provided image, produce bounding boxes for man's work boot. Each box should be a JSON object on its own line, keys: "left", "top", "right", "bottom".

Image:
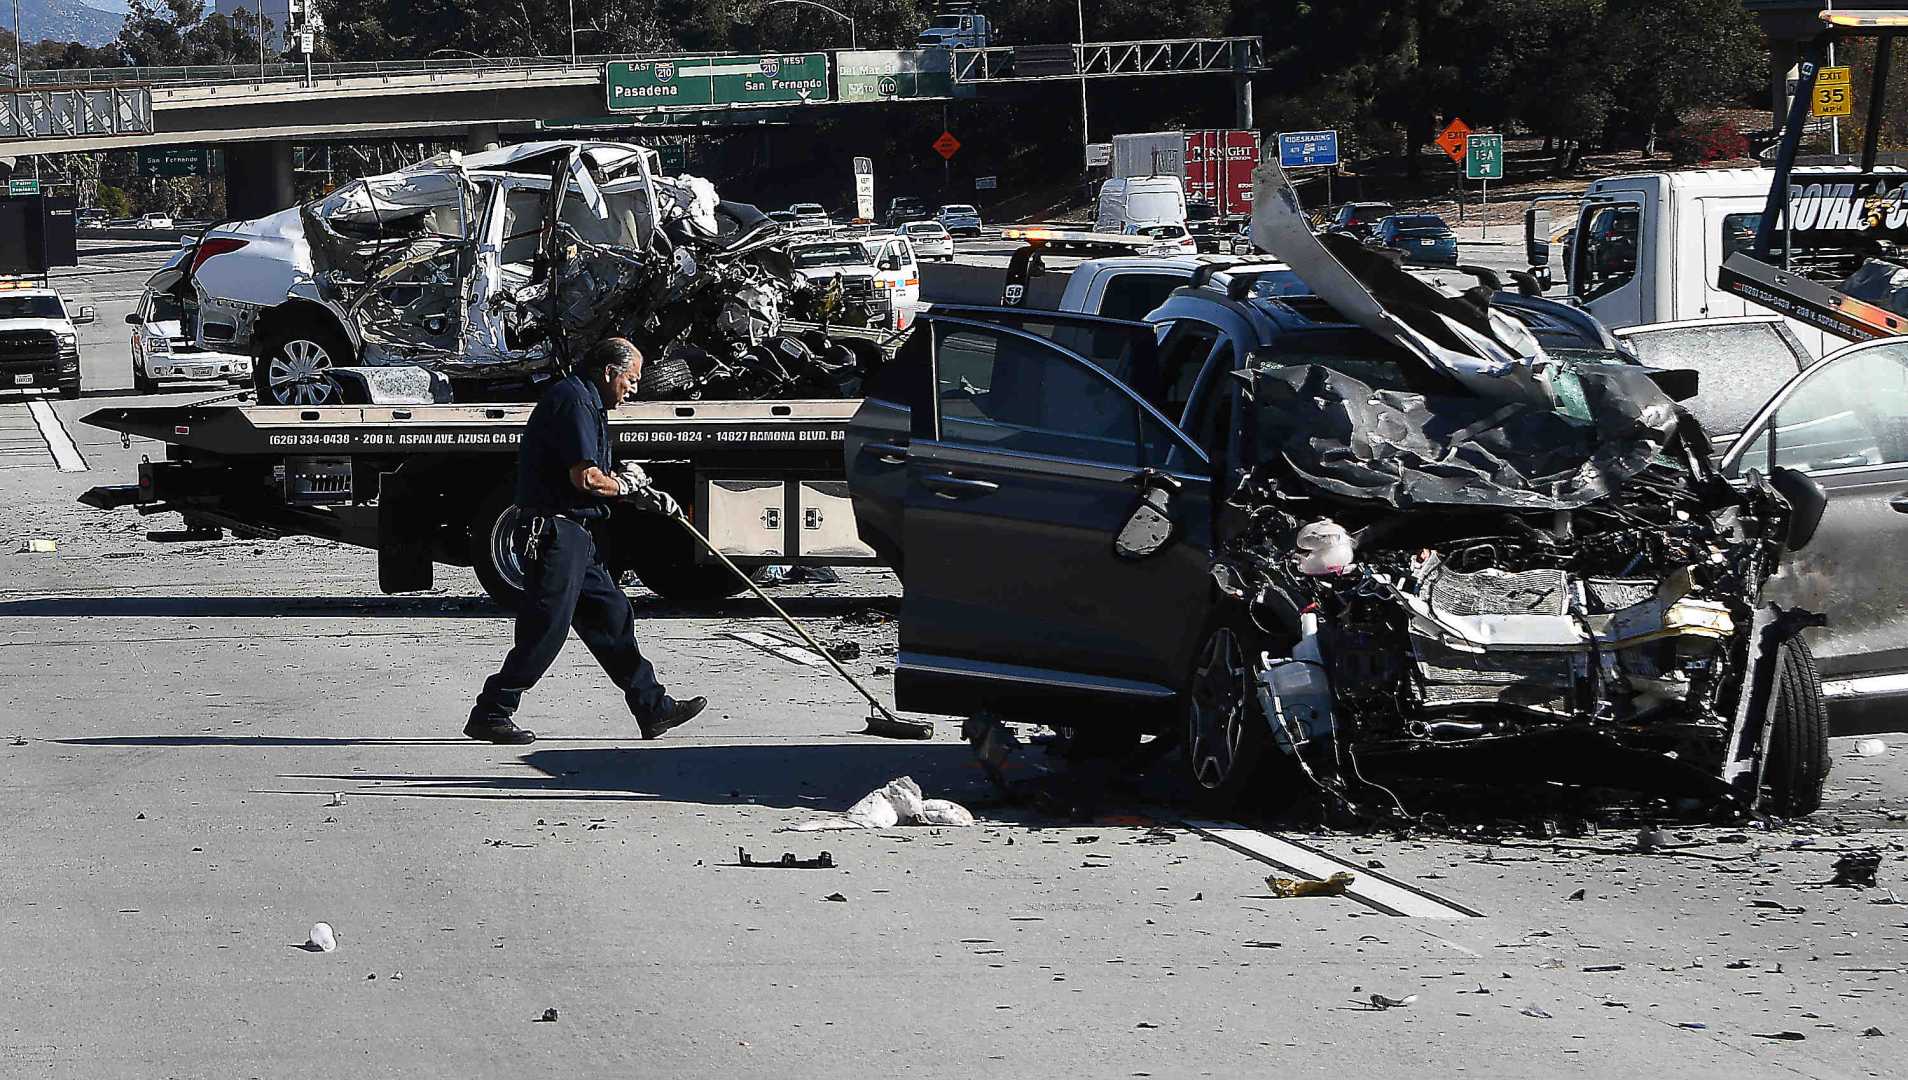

{"left": 464, "top": 716, "right": 537, "bottom": 745}
{"left": 639, "top": 696, "right": 708, "bottom": 740}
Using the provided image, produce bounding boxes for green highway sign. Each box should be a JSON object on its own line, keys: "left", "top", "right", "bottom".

{"left": 1465, "top": 133, "right": 1504, "bottom": 180}
{"left": 658, "top": 144, "right": 687, "bottom": 174}
{"left": 137, "top": 147, "right": 210, "bottom": 178}
{"left": 7, "top": 178, "right": 39, "bottom": 196}
{"left": 605, "top": 54, "right": 830, "bottom": 112}
{"left": 837, "top": 49, "right": 953, "bottom": 103}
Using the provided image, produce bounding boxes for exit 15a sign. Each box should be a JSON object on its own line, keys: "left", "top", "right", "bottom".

{"left": 1465, "top": 133, "right": 1504, "bottom": 180}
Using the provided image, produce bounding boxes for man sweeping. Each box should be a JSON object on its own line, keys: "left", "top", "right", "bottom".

{"left": 466, "top": 337, "right": 708, "bottom": 745}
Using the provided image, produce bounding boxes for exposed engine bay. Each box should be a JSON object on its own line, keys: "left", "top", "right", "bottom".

{"left": 1211, "top": 367, "right": 1805, "bottom": 821}
{"left": 1204, "top": 162, "right": 1828, "bottom": 823}
{"left": 296, "top": 142, "right": 886, "bottom": 403}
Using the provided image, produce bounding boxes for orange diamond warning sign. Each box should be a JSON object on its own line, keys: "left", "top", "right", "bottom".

{"left": 1435, "top": 118, "right": 1472, "bottom": 165}
{"left": 933, "top": 131, "right": 961, "bottom": 160}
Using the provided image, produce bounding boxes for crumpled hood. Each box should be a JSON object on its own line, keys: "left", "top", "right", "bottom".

{"left": 1248, "top": 361, "right": 1683, "bottom": 510}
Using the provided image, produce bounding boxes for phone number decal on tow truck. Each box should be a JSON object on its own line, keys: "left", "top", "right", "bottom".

{"left": 265, "top": 430, "right": 524, "bottom": 448}
{"left": 618, "top": 427, "right": 846, "bottom": 445}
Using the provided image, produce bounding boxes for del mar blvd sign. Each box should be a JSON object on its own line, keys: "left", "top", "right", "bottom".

{"left": 605, "top": 54, "right": 831, "bottom": 111}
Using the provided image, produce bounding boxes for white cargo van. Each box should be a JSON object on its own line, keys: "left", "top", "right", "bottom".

{"left": 1552, "top": 168, "right": 1836, "bottom": 356}
{"left": 1095, "top": 176, "right": 1188, "bottom": 233}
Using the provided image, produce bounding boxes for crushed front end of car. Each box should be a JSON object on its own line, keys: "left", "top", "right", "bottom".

{"left": 1210, "top": 161, "right": 1830, "bottom": 822}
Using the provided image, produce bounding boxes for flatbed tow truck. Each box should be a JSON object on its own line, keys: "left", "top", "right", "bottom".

{"left": 80, "top": 394, "right": 879, "bottom": 607}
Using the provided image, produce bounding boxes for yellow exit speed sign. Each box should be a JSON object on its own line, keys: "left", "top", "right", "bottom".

{"left": 1814, "top": 66, "right": 1853, "bottom": 118}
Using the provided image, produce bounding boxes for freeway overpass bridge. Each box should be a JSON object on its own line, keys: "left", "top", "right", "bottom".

{"left": 0, "top": 38, "right": 1261, "bottom": 217}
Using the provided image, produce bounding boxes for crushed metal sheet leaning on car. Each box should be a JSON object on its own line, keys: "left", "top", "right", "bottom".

{"left": 1184, "top": 162, "right": 1831, "bottom": 822}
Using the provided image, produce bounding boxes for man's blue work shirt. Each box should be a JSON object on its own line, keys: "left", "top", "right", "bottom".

{"left": 515, "top": 373, "right": 614, "bottom": 520}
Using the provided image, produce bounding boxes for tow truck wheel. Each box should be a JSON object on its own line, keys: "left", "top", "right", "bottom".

{"left": 1763, "top": 636, "right": 1830, "bottom": 818}
{"left": 1183, "top": 610, "right": 1274, "bottom": 811}
{"left": 469, "top": 486, "right": 529, "bottom": 610}
{"left": 623, "top": 514, "right": 748, "bottom": 607}
{"left": 256, "top": 322, "right": 347, "bottom": 407}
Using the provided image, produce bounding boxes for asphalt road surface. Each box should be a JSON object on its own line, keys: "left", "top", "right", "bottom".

{"left": 1, "top": 235, "right": 1903, "bottom": 1080}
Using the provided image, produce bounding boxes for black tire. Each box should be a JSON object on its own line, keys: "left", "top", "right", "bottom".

{"left": 468, "top": 484, "right": 529, "bottom": 610}
{"left": 255, "top": 318, "right": 350, "bottom": 406}
{"left": 58, "top": 381, "right": 82, "bottom": 400}
{"left": 1182, "top": 605, "right": 1279, "bottom": 812}
{"left": 637, "top": 350, "right": 699, "bottom": 398}
{"left": 624, "top": 513, "right": 748, "bottom": 606}
{"left": 1763, "top": 635, "right": 1830, "bottom": 817}
{"left": 133, "top": 360, "right": 157, "bottom": 394}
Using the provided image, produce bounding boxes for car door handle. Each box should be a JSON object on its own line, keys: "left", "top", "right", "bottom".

{"left": 1890, "top": 493, "right": 1908, "bottom": 514}
{"left": 862, "top": 440, "right": 909, "bottom": 464}
{"left": 922, "top": 473, "right": 999, "bottom": 499}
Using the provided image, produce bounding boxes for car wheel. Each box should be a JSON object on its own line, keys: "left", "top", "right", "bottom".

{"left": 469, "top": 484, "right": 529, "bottom": 610}
{"left": 257, "top": 320, "right": 348, "bottom": 406}
{"left": 58, "top": 381, "right": 82, "bottom": 400}
{"left": 1762, "top": 635, "right": 1830, "bottom": 817}
{"left": 1183, "top": 608, "right": 1279, "bottom": 811}
{"left": 132, "top": 354, "right": 157, "bottom": 394}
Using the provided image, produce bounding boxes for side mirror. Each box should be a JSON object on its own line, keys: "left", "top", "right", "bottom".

{"left": 75, "top": 306, "right": 97, "bottom": 325}
{"left": 1769, "top": 466, "right": 1827, "bottom": 551}
{"left": 1525, "top": 206, "right": 1552, "bottom": 268}
{"left": 124, "top": 312, "right": 141, "bottom": 325}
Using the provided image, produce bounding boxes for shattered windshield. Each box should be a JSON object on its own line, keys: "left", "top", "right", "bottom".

{"left": 1622, "top": 322, "right": 1805, "bottom": 436}
{"left": 790, "top": 243, "right": 869, "bottom": 269}
{"left": 312, "top": 171, "right": 470, "bottom": 241}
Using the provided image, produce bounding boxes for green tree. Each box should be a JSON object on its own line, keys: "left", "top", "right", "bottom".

{"left": 1600, "top": 0, "right": 1763, "bottom": 151}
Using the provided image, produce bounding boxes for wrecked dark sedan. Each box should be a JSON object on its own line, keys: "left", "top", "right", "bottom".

{"left": 845, "top": 163, "right": 1832, "bottom": 821}
{"left": 182, "top": 141, "right": 876, "bottom": 405}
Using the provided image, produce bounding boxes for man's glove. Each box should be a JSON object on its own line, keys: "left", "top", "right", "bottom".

{"left": 612, "top": 461, "right": 681, "bottom": 518}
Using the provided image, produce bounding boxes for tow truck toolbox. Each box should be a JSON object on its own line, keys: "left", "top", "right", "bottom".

{"left": 78, "top": 397, "right": 876, "bottom": 607}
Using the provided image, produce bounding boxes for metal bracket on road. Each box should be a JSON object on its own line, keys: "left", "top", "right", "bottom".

{"left": 734, "top": 847, "right": 835, "bottom": 869}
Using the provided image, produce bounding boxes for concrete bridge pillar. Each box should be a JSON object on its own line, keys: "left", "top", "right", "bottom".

{"left": 224, "top": 141, "right": 295, "bottom": 220}
{"left": 465, "top": 125, "right": 502, "bottom": 154}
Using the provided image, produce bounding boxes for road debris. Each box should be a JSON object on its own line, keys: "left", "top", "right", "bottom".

{"left": 1862, "top": 1027, "right": 1886, "bottom": 1037}
{"left": 1751, "top": 1031, "right": 1806, "bottom": 1041}
{"left": 1520, "top": 1004, "right": 1553, "bottom": 1019}
{"left": 822, "top": 892, "right": 848, "bottom": 903}
{"left": 304, "top": 923, "right": 336, "bottom": 953}
{"left": 1830, "top": 850, "right": 1882, "bottom": 889}
{"left": 1855, "top": 739, "right": 1888, "bottom": 757}
{"left": 734, "top": 848, "right": 835, "bottom": 869}
{"left": 19, "top": 538, "right": 56, "bottom": 553}
{"left": 535, "top": 1008, "right": 558, "bottom": 1023}
{"left": 1368, "top": 993, "right": 1417, "bottom": 1009}
{"left": 1267, "top": 871, "right": 1355, "bottom": 898}
{"left": 786, "top": 776, "right": 976, "bottom": 831}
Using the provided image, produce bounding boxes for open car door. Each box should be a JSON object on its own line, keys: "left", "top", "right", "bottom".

{"left": 1723, "top": 336, "right": 1908, "bottom": 731}
{"left": 890, "top": 308, "right": 1216, "bottom": 724}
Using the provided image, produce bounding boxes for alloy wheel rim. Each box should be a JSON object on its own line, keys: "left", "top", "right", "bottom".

{"left": 1188, "top": 628, "right": 1249, "bottom": 789}
{"left": 266, "top": 339, "right": 336, "bottom": 406}
{"left": 488, "top": 504, "right": 529, "bottom": 595}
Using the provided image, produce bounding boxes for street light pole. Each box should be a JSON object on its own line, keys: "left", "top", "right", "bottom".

{"left": 568, "top": 0, "right": 576, "bottom": 66}
{"left": 1076, "top": 0, "right": 1088, "bottom": 158}
{"left": 759, "top": 0, "right": 855, "bottom": 50}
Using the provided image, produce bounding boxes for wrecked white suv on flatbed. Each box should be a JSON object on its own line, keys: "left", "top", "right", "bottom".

{"left": 183, "top": 141, "right": 866, "bottom": 405}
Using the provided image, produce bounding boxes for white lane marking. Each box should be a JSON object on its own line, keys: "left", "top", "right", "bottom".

{"left": 725, "top": 630, "right": 828, "bottom": 668}
{"left": 26, "top": 399, "right": 88, "bottom": 473}
{"left": 1184, "top": 819, "right": 1482, "bottom": 919}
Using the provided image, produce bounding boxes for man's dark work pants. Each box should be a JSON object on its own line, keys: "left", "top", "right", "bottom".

{"left": 471, "top": 518, "right": 668, "bottom": 724}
